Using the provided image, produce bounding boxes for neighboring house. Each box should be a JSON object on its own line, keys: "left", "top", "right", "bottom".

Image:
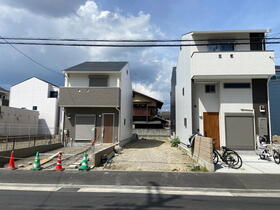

{"left": 133, "top": 91, "right": 167, "bottom": 128}
{"left": 269, "top": 66, "right": 280, "bottom": 135}
{"left": 175, "top": 29, "right": 275, "bottom": 150}
{"left": 58, "top": 62, "right": 132, "bottom": 146}
{"left": 0, "top": 86, "right": 9, "bottom": 106}
{"left": 9, "top": 77, "right": 60, "bottom": 135}
{"left": 170, "top": 67, "right": 176, "bottom": 134}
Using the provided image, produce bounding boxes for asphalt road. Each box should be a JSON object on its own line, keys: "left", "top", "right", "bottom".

{"left": 0, "top": 190, "right": 279, "bottom": 210}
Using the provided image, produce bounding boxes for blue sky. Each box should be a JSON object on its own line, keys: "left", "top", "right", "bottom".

{"left": 0, "top": 0, "right": 280, "bottom": 110}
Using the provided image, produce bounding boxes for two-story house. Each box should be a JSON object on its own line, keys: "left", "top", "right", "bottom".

{"left": 175, "top": 30, "right": 275, "bottom": 150}
{"left": 132, "top": 91, "right": 167, "bottom": 128}
{"left": 59, "top": 62, "right": 132, "bottom": 146}
{"left": 9, "top": 77, "right": 60, "bottom": 135}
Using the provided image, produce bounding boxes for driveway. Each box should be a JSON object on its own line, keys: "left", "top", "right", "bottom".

{"left": 103, "top": 138, "right": 195, "bottom": 172}
{"left": 215, "top": 151, "right": 280, "bottom": 174}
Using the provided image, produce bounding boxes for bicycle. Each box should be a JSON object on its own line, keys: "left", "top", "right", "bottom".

{"left": 213, "top": 146, "right": 243, "bottom": 169}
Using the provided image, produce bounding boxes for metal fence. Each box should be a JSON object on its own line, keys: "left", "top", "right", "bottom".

{"left": 0, "top": 124, "right": 61, "bottom": 152}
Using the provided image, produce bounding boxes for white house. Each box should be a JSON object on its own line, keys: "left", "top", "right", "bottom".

{"left": 58, "top": 62, "right": 132, "bottom": 146}
{"left": 9, "top": 77, "right": 60, "bottom": 135}
{"left": 175, "top": 30, "right": 275, "bottom": 150}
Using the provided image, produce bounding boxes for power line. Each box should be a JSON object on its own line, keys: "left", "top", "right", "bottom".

{"left": 0, "top": 36, "right": 62, "bottom": 76}
{"left": 1, "top": 37, "right": 280, "bottom": 43}
{"left": 0, "top": 41, "right": 280, "bottom": 47}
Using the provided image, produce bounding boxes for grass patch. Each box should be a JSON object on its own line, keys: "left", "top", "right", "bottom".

{"left": 170, "top": 137, "right": 180, "bottom": 147}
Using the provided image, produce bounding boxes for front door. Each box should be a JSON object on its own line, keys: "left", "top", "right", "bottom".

{"left": 102, "top": 113, "right": 114, "bottom": 143}
{"left": 203, "top": 112, "right": 220, "bottom": 149}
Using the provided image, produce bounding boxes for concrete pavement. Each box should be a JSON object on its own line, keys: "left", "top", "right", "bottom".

{"left": 1, "top": 170, "right": 280, "bottom": 190}
{"left": 215, "top": 151, "right": 280, "bottom": 174}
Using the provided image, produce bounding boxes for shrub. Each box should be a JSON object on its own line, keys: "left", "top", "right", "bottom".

{"left": 171, "top": 137, "right": 180, "bottom": 147}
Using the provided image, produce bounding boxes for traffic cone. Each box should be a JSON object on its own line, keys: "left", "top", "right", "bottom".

{"left": 7, "top": 151, "right": 16, "bottom": 170}
{"left": 32, "top": 152, "right": 42, "bottom": 170}
{"left": 79, "top": 152, "right": 90, "bottom": 171}
{"left": 54, "top": 152, "right": 64, "bottom": 171}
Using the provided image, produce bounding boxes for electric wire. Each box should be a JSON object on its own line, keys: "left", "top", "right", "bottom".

{"left": 0, "top": 36, "right": 62, "bottom": 76}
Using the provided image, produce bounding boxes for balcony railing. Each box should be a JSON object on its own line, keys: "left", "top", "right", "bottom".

{"left": 59, "top": 87, "right": 120, "bottom": 107}
{"left": 191, "top": 50, "right": 275, "bottom": 77}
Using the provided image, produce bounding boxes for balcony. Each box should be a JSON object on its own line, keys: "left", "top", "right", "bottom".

{"left": 191, "top": 51, "right": 275, "bottom": 78}
{"left": 59, "top": 87, "right": 120, "bottom": 107}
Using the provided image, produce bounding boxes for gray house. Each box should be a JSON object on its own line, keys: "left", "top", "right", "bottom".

{"left": 59, "top": 62, "right": 132, "bottom": 146}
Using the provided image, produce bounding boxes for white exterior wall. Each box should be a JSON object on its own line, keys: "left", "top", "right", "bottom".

{"left": 192, "top": 79, "right": 254, "bottom": 147}
{"left": 175, "top": 33, "right": 193, "bottom": 143}
{"left": 119, "top": 64, "right": 133, "bottom": 141}
{"left": 219, "top": 79, "right": 254, "bottom": 146}
{"left": 67, "top": 73, "right": 120, "bottom": 87}
{"left": 9, "top": 77, "right": 59, "bottom": 135}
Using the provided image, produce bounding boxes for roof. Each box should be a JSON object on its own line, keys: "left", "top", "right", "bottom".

{"left": 133, "top": 90, "right": 163, "bottom": 109}
{"left": 0, "top": 86, "right": 9, "bottom": 93}
{"left": 12, "top": 77, "right": 59, "bottom": 88}
{"left": 63, "top": 62, "right": 128, "bottom": 72}
{"left": 183, "top": 29, "right": 271, "bottom": 37}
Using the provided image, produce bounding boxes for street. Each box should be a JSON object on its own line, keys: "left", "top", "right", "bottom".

{"left": 0, "top": 190, "right": 279, "bottom": 210}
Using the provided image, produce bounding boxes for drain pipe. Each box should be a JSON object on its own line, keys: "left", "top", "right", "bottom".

{"left": 115, "top": 107, "right": 121, "bottom": 144}
{"left": 267, "top": 75, "right": 273, "bottom": 144}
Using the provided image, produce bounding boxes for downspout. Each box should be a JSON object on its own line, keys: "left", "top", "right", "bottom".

{"left": 267, "top": 75, "right": 273, "bottom": 143}
{"left": 115, "top": 107, "right": 121, "bottom": 144}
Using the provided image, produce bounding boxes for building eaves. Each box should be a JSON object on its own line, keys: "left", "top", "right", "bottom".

{"left": 133, "top": 90, "right": 163, "bottom": 109}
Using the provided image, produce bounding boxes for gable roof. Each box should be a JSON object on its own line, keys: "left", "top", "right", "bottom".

{"left": 63, "top": 62, "right": 128, "bottom": 72}
{"left": 12, "top": 77, "right": 59, "bottom": 88}
{"left": 0, "top": 86, "right": 9, "bottom": 93}
{"left": 133, "top": 90, "right": 163, "bottom": 109}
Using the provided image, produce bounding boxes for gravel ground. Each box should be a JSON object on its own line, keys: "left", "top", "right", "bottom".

{"left": 103, "top": 138, "right": 194, "bottom": 172}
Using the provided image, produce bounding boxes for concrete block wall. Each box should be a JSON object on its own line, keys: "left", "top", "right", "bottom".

{"left": 192, "top": 136, "right": 214, "bottom": 172}
{"left": 133, "top": 129, "right": 170, "bottom": 139}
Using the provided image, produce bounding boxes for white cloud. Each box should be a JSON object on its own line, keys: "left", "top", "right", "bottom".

{"left": 0, "top": 0, "right": 176, "bottom": 110}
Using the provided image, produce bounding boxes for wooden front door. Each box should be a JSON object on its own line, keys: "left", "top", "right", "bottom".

{"left": 203, "top": 112, "right": 220, "bottom": 149}
{"left": 102, "top": 114, "right": 114, "bottom": 143}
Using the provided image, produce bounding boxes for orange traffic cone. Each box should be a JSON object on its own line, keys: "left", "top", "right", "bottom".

{"left": 54, "top": 152, "right": 64, "bottom": 171}
{"left": 7, "top": 151, "right": 16, "bottom": 170}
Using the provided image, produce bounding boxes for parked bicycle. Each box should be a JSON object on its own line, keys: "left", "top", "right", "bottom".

{"left": 213, "top": 146, "right": 243, "bottom": 169}
{"left": 256, "top": 136, "right": 280, "bottom": 164}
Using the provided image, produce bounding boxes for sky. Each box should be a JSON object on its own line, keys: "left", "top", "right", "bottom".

{"left": 1, "top": 0, "right": 280, "bottom": 111}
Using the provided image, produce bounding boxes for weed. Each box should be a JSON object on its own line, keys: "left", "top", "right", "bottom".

{"left": 171, "top": 137, "right": 180, "bottom": 147}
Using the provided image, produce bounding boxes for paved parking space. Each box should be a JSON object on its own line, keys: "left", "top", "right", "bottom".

{"left": 215, "top": 151, "right": 280, "bottom": 174}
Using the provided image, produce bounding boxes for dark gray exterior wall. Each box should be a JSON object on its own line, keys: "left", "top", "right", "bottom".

{"left": 269, "top": 70, "right": 280, "bottom": 135}
{"left": 63, "top": 107, "right": 119, "bottom": 143}
{"left": 252, "top": 79, "right": 269, "bottom": 140}
{"left": 170, "top": 67, "right": 176, "bottom": 133}
{"left": 59, "top": 87, "right": 120, "bottom": 107}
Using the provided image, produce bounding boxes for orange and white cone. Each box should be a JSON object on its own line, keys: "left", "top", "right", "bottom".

{"left": 54, "top": 152, "right": 64, "bottom": 171}
{"left": 7, "top": 151, "right": 16, "bottom": 170}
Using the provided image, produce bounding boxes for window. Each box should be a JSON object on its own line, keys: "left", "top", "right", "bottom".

{"left": 182, "top": 87, "right": 184, "bottom": 96}
{"left": 205, "top": 84, "right": 216, "bottom": 93}
{"left": 124, "top": 118, "right": 126, "bottom": 126}
{"left": 49, "top": 91, "right": 58, "bottom": 98}
{"left": 89, "top": 75, "right": 108, "bottom": 87}
{"left": 208, "top": 43, "right": 234, "bottom": 52}
{"left": 32, "top": 106, "right": 37, "bottom": 110}
{"left": 224, "top": 83, "right": 251, "bottom": 88}
{"left": 184, "top": 118, "right": 187, "bottom": 128}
